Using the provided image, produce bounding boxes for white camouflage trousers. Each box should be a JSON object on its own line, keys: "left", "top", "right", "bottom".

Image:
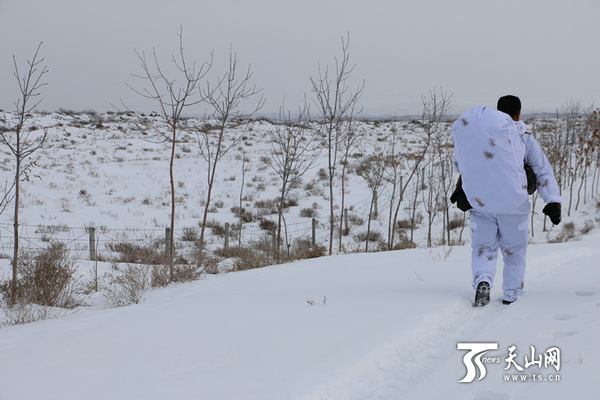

{"left": 470, "top": 211, "right": 529, "bottom": 302}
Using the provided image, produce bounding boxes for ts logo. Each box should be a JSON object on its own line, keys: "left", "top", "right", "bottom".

{"left": 457, "top": 343, "right": 499, "bottom": 383}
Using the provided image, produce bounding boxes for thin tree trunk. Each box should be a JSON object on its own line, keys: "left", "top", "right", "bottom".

{"left": 365, "top": 200, "right": 374, "bottom": 252}
{"left": 338, "top": 163, "right": 348, "bottom": 252}
{"left": 328, "top": 168, "right": 335, "bottom": 255}
{"left": 199, "top": 124, "right": 226, "bottom": 256}
{"left": 276, "top": 180, "right": 288, "bottom": 263}
{"left": 168, "top": 126, "right": 176, "bottom": 279}
{"left": 11, "top": 158, "right": 20, "bottom": 303}
{"left": 575, "top": 163, "right": 587, "bottom": 211}
{"left": 387, "top": 176, "right": 397, "bottom": 249}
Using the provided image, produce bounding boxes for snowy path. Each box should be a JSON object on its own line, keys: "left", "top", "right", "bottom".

{"left": 304, "top": 236, "right": 600, "bottom": 400}
{"left": 1, "top": 233, "right": 599, "bottom": 399}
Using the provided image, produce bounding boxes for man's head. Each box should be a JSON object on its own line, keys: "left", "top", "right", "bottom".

{"left": 497, "top": 95, "right": 521, "bottom": 121}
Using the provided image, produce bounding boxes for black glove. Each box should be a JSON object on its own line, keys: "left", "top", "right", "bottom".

{"left": 450, "top": 179, "right": 472, "bottom": 212}
{"left": 524, "top": 164, "right": 537, "bottom": 195}
{"left": 543, "top": 203, "right": 561, "bottom": 225}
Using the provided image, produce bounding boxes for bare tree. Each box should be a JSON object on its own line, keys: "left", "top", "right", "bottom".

{"left": 198, "top": 49, "right": 264, "bottom": 254}
{"left": 388, "top": 144, "right": 424, "bottom": 249}
{"left": 128, "top": 28, "right": 212, "bottom": 280}
{"left": 337, "top": 103, "right": 363, "bottom": 252}
{"left": 265, "top": 103, "right": 320, "bottom": 261}
{"left": 238, "top": 151, "right": 250, "bottom": 247}
{"left": 557, "top": 101, "right": 597, "bottom": 216}
{"left": 427, "top": 103, "right": 454, "bottom": 244}
{"left": 388, "top": 90, "right": 451, "bottom": 249}
{"left": 384, "top": 124, "right": 402, "bottom": 247}
{"left": 437, "top": 151, "right": 455, "bottom": 244}
{"left": 310, "top": 33, "right": 364, "bottom": 255}
{"left": 420, "top": 88, "right": 452, "bottom": 247}
{"left": 574, "top": 107, "right": 599, "bottom": 211}
{"left": 0, "top": 43, "right": 49, "bottom": 303}
{"left": 588, "top": 110, "right": 600, "bottom": 199}
{"left": 356, "top": 149, "right": 387, "bottom": 252}
{"left": 404, "top": 173, "right": 423, "bottom": 243}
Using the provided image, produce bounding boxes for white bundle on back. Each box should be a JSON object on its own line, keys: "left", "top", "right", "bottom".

{"left": 451, "top": 106, "right": 530, "bottom": 214}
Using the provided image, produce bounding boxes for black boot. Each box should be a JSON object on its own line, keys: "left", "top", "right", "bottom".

{"left": 474, "top": 282, "right": 491, "bottom": 307}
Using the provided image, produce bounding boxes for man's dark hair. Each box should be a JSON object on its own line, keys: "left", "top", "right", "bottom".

{"left": 497, "top": 95, "right": 521, "bottom": 119}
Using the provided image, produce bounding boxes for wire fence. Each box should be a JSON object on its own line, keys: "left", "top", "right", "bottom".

{"left": 0, "top": 218, "right": 323, "bottom": 264}
{"left": 0, "top": 187, "right": 421, "bottom": 265}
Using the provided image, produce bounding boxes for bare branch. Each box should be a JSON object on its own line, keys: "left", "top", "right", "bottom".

{"left": 126, "top": 28, "right": 212, "bottom": 276}
{"left": 197, "top": 48, "right": 264, "bottom": 251}
{"left": 310, "top": 32, "right": 364, "bottom": 254}
{"left": 4, "top": 42, "right": 50, "bottom": 303}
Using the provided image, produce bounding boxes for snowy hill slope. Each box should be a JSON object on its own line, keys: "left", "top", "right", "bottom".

{"left": 1, "top": 232, "right": 598, "bottom": 400}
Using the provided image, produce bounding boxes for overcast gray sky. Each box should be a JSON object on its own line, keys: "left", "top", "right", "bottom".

{"left": 1, "top": 0, "right": 599, "bottom": 117}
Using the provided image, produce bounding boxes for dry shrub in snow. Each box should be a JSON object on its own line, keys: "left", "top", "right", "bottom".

{"left": 391, "top": 232, "right": 417, "bottom": 250}
{"left": 172, "top": 263, "right": 204, "bottom": 282}
{"left": 0, "top": 242, "right": 81, "bottom": 309}
{"left": 448, "top": 213, "right": 466, "bottom": 230}
{"left": 150, "top": 265, "right": 171, "bottom": 288}
{"left": 288, "top": 239, "right": 326, "bottom": 260}
{"left": 300, "top": 207, "right": 318, "bottom": 218}
{"left": 353, "top": 230, "right": 383, "bottom": 243}
{"left": 258, "top": 218, "right": 276, "bottom": 232}
{"left": 549, "top": 221, "right": 578, "bottom": 243}
{"left": 230, "top": 206, "right": 255, "bottom": 223}
{"left": 1, "top": 303, "right": 64, "bottom": 326}
{"left": 396, "top": 214, "right": 424, "bottom": 230}
{"left": 195, "top": 255, "right": 221, "bottom": 275}
{"left": 215, "top": 243, "right": 272, "bottom": 271}
{"left": 181, "top": 226, "right": 200, "bottom": 242}
{"left": 104, "top": 264, "right": 150, "bottom": 308}
{"left": 150, "top": 261, "right": 205, "bottom": 287}
{"left": 107, "top": 241, "right": 166, "bottom": 265}
{"left": 580, "top": 220, "right": 595, "bottom": 235}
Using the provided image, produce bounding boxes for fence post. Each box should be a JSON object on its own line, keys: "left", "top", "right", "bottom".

{"left": 88, "top": 227, "right": 96, "bottom": 261}
{"left": 224, "top": 223, "right": 230, "bottom": 251}
{"left": 165, "top": 227, "right": 171, "bottom": 260}
{"left": 312, "top": 218, "right": 317, "bottom": 247}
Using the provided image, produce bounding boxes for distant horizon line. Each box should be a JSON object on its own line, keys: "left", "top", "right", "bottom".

{"left": 1, "top": 107, "right": 578, "bottom": 123}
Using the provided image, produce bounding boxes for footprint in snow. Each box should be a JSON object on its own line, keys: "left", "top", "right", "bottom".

{"left": 575, "top": 291, "right": 597, "bottom": 297}
{"left": 553, "top": 314, "right": 578, "bottom": 321}
{"left": 540, "top": 331, "right": 578, "bottom": 340}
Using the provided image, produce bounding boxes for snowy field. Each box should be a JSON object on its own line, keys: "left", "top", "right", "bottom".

{"left": 0, "top": 230, "right": 599, "bottom": 399}
{"left": 0, "top": 111, "right": 439, "bottom": 258}
{"left": 0, "top": 110, "right": 589, "bottom": 257}
{"left": 0, "top": 111, "right": 599, "bottom": 399}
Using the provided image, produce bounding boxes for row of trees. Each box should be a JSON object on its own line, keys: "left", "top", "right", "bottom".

{"left": 2, "top": 32, "right": 599, "bottom": 306}
{"left": 533, "top": 103, "right": 600, "bottom": 220}
{"left": 128, "top": 29, "right": 265, "bottom": 280}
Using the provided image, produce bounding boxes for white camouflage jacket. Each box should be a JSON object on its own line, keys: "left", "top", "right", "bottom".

{"left": 451, "top": 106, "right": 562, "bottom": 214}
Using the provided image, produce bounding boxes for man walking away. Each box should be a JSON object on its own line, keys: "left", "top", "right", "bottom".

{"left": 451, "top": 95, "right": 562, "bottom": 307}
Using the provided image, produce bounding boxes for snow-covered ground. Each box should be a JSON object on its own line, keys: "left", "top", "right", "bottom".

{"left": 0, "top": 111, "right": 588, "bottom": 259}
{"left": 0, "top": 230, "right": 599, "bottom": 399}
{"left": 0, "top": 111, "right": 599, "bottom": 399}
{"left": 0, "top": 111, "right": 438, "bottom": 258}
